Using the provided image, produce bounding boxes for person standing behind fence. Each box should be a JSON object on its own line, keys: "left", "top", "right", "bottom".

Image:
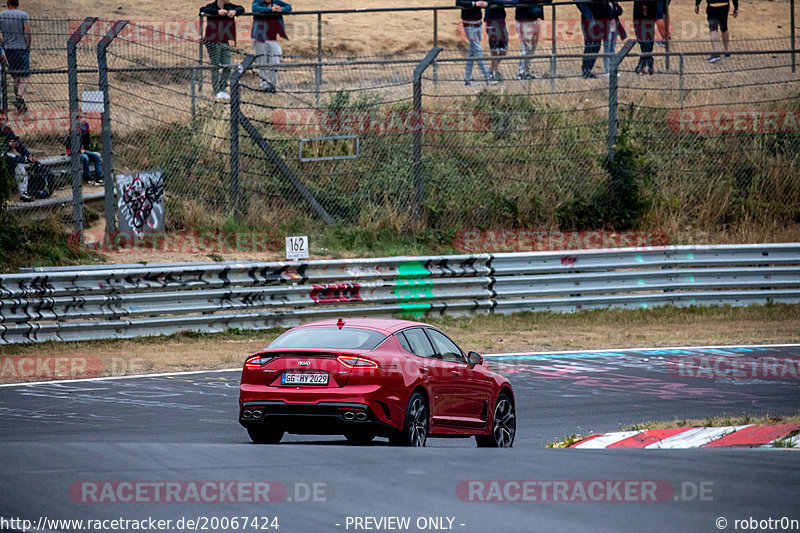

{"left": 695, "top": 0, "right": 737, "bottom": 63}
{"left": 457, "top": 0, "right": 493, "bottom": 86}
{"left": 633, "top": 0, "right": 656, "bottom": 74}
{"left": 252, "top": 0, "right": 291, "bottom": 93}
{"left": 0, "top": 0, "right": 31, "bottom": 112}
{"left": 514, "top": 0, "right": 550, "bottom": 80}
{"left": 200, "top": 0, "right": 245, "bottom": 101}
{"left": 485, "top": 1, "right": 509, "bottom": 82}
{"left": 1, "top": 124, "right": 35, "bottom": 202}
{"left": 576, "top": 0, "right": 609, "bottom": 79}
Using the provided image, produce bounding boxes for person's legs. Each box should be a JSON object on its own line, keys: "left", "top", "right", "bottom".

{"left": 81, "top": 153, "right": 91, "bottom": 179}
{"left": 86, "top": 151, "right": 102, "bottom": 179}
{"left": 718, "top": 6, "right": 730, "bottom": 53}
{"left": 253, "top": 40, "right": 269, "bottom": 87}
{"left": 266, "top": 40, "right": 282, "bottom": 88}
{"left": 7, "top": 49, "right": 30, "bottom": 110}
{"left": 517, "top": 20, "right": 540, "bottom": 77}
{"left": 13, "top": 162, "right": 28, "bottom": 198}
{"left": 218, "top": 43, "right": 232, "bottom": 94}
{"left": 205, "top": 42, "right": 221, "bottom": 93}
{"left": 706, "top": 6, "right": 722, "bottom": 58}
{"left": 581, "top": 20, "right": 601, "bottom": 76}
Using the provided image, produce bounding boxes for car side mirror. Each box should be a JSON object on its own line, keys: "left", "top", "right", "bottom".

{"left": 467, "top": 351, "right": 483, "bottom": 366}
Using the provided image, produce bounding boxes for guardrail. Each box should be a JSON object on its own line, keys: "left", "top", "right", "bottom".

{"left": 1, "top": 244, "right": 799, "bottom": 344}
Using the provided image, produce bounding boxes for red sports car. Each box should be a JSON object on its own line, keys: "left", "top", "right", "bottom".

{"left": 239, "top": 317, "right": 516, "bottom": 447}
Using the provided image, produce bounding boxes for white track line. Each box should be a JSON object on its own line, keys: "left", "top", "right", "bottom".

{"left": 2, "top": 343, "right": 798, "bottom": 387}
{"left": 0, "top": 367, "right": 240, "bottom": 388}
{"left": 482, "top": 343, "right": 800, "bottom": 358}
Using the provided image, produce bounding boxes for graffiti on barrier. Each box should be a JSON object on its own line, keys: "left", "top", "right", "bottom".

{"left": 116, "top": 170, "right": 165, "bottom": 238}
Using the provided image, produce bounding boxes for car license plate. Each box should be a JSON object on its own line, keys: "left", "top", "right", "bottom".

{"left": 281, "top": 373, "right": 329, "bottom": 385}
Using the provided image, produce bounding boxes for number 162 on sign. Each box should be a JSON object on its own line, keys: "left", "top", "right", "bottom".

{"left": 286, "top": 236, "right": 309, "bottom": 260}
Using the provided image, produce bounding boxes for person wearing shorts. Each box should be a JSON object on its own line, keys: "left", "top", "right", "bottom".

{"left": 696, "top": 0, "right": 738, "bottom": 62}
{"left": 484, "top": 2, "right": 508, "bottom": 82}
{"left": 0, "top": 0, "right": 31, "bottom": 112}
{"left": 456, "top": 0, "right": 493, "bottom": 85}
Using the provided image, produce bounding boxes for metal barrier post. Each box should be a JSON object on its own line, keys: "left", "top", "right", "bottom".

{"left": 792, "top": 0, "right": 797, "bottom": 73}
{"left": 97, "top": 20, "right": 129, "bottom": 235}
{"left": 608, "top": 40, "right": 636, "bottom": 162}
{"left": 198, "top": 14, "right": 204, "bottom": 93}
{"left": 412, "top": 47, "right": 443, "bottom": 220}
{"left": 230, "top": 55, "right": 255, "bottom": 219}
{"left": 551, "top": 4, "right": 557, "bottom": 78}
{"left": 678, "top": 53, "right": 685, "bottom": 108}
{"left": 433, "top": 10, "right": 439, "bottom": 85}
{"left": 316, "top": 13, "right": 322, "bottom": 107}
{"left": 1, "top": 66, "right": 6, "bottom": 114}
{"left": 664, "top": 0, "right": 671, "bottom": 71}
{"left": 191, "top": 68, "right": 197, "bottom": 119}
{"left": 67, "top": 17, "right": 98, "bottom": 233}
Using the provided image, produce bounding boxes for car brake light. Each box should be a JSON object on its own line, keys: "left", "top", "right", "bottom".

{"left": 244, "top": 355, "right": 274, "bottom": 368}
{"left": 337, "top": 355, "right": 379, "bottom": 369}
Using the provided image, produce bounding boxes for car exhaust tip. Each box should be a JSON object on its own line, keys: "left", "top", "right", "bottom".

{"left": 343, "top": 411, "right": 355, "bottom": 420}
{"left": 242, "top": 410, "right": 253, "bottom": 418}
{"left": 356, "top": 412, "right": 367, "bottom": 420}
{"left": 252, "top": 410, "right": 263, "bottom": 418}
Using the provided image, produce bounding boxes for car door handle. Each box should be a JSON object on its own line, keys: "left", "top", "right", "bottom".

{"left": 450, "top": 371, "right": 460, "bottom": 377}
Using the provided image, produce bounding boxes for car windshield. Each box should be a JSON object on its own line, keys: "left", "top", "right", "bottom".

{"left": 268, "top": 327, "right": 386, "bottom": 350}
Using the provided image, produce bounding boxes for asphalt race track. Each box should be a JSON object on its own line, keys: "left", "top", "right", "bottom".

{"left": 1, "top": 345, "right": 798, "bottom": 532}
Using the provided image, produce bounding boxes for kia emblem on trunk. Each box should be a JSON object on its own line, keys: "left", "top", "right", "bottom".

{"left": 298, "top": 360, "right": 311, "bottom": 366}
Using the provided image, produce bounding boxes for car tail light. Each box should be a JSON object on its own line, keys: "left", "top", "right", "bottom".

{"left": 244, "top": 355, "right": 274, "bottom": 368}
{"left": 336, "top": 355, "right": 379, "bottom": 369}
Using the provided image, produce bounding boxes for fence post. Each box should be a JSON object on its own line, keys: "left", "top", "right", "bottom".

{"left": 551, "top": 4, "right": 557, "bottom": 79}
{"left": 678, "top": 53, "right": 685, "bottom": 108}
{"left": 664, "top": 1, "right": 670, "bottom": 72}
{"left": 316, "top": 13, "right": 323, "bottom": 107}
{"left": 412, "top": 47, "right": 443, "bottom": 220}
{"left": 97, "top": 20, "right": 129, "bottom": 236}
{"left": 198, "top": 14, "right": 204, "bottom": 93}
{"left": 67, "top": 17, "right": 98, "bottom": 234}
{"left": 191, "top": 68, "right": 197, "bottom": 119}
{"left": 230, "top": 55, "right": 255, "bottom": 219}
{"left": 792, "top": 0, "right": 796, "bottom": 73}
{"left": 1, "top": 66, "right": 6, "bottom": 114}
{"left": 608, "top": 40, "right": 636, "bottom": 162}
{"left": 433, "top": 10, "right": 439, "bottom": 85}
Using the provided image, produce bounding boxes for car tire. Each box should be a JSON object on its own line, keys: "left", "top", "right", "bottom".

{"left": 476, "top": 393, "right": 516, "bottom": 448}
{"left": 344, "top": 430, "right": 376, "bottom": 445}
{"left": 389, "top": 392, "right": 428, "bottom": 447}
{"left": 247, "top": 426, "right": 284, "bottom": 444}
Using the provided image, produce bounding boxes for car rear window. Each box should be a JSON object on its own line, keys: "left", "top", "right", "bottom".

{"left": 268, "top": 327, "right": 387, "bottom": 350}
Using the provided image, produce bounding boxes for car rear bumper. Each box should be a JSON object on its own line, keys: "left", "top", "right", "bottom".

{"left": 239, "top": 400, "right": 396, "bottom": 435}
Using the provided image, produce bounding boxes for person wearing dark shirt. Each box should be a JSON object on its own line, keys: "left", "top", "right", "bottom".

{"left": 576, "top": 0, "right": 611, "bottom": 79}
{"left": 695, "top": 0, "right": 738, "bottom": 62}
{"left": 484, "top": 1, "right": 509, "bottom": 82}
{"left": 514, "top": 0, "right": 551, "bottom": 80}
{"left": 252, "top": 0, "right": 292, "bottom": 93}
{"left": 633, "top": 0, "right": 656, "bottom": 75}
{"left": 200, "top": 0, "right": 245, "bottom": 100}
{"left": 456, "top": 0, "right": 493, "bottom": 85}
{"left": 1, "top": 124, "right": 35, "bottom": 202}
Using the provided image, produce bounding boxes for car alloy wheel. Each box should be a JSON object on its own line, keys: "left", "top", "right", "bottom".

{"left": 392, "top": 392, "right": 428, "bottom": 447}
{"left": 477, "top": 394, "right": 516, "bottom": 448}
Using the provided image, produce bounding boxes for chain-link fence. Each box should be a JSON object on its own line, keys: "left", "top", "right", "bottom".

{"left": 1, "top": 13, "right": 799, "bottom": 251}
